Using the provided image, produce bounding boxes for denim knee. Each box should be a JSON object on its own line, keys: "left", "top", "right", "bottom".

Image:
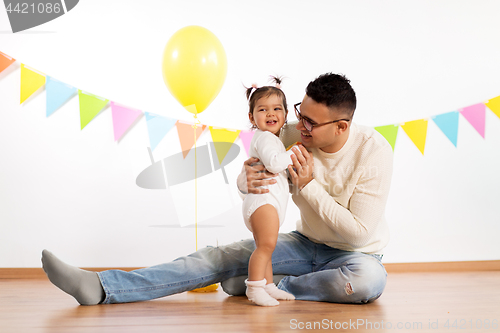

{"left": 342, "top": 257, "right": 387, "bottom": 303}
{"left": 317, "top": 256, "right": 387, "bottom": 304}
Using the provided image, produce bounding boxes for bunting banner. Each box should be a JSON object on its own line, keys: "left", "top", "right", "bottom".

{"left": 144, "top": 112, "right": 177, "bottom": 150}
{"left": 432, "top": 111, "right": 459, "bottom": 147}
{"left": 176, "top": 121, "right": 207, "bottom": 158}
{"left": 78, "top": 90, "right": 109, "bottom": 130}
{"left": 0, "top": 51, "right": 15, "bottom": 74}
{"left": 485, "top": 96, "right": 500, "bottom": 119}
{"left": 2, "top": 51, "right": 500, "bottom": 159}
{"left": 208, "top": 127, "right": 241, "bottom": 164}
{"left": 46, "top": 76, "right": 77, "bottom": 117}
{"left": 238, "top": 130, "right": 255, "bottom": 157}
{"left": 111, "top": 102, "right": 142, "bottom": 142}
{"left": 400, "top": 119, "right": 428, "bottom": 155}
{"left": 20, "top": 64, "right": 46, "bottom": 104}
{"left": 374, "top": 124, "right": 398, "bottom": 151}
{"left": 460, "top": 103, "right": 485, "bottom": 138}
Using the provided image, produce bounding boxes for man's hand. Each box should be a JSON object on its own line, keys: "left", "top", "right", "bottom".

{"left": 237, "top": 157, "right": 277, "bottom": 194}
{"left": 288, "top": 146, "right": 314, "bottom": 191}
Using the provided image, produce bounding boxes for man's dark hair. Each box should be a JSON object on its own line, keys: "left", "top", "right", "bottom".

{"left": 306, "top": 73, "right": 356, "bottom": 119}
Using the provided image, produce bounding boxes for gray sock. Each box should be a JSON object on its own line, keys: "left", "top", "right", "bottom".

{"left": 41, "top": 249, "right": 105, "bottom": 305}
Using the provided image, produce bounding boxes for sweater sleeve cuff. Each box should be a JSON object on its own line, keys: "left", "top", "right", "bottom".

{"left": 299, "top": 178, "right": 323, "bottom": 201}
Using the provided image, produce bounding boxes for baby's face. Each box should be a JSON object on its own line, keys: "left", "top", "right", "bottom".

{"left": 249, "top": 94, "right": 287, "bottom": 135}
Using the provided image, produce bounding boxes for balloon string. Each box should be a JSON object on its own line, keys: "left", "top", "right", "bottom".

{"left": 193, "top": 115, "right": 198, "bottom": 251}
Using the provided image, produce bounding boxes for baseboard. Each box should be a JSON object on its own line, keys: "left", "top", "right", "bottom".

{"left": 1, "top": 260, "right": 499, "bottom": 279}
{"left": 0, "top": 267, "right": 143, "bottom": 279}
{"left": 383, "top": 260, "right": 500, "bottom": 273}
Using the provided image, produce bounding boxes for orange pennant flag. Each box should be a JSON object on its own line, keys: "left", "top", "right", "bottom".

{"left": 0, "top": 51, "right": 15, "bottom": 74}
{"left": 400, "top": 119, "right": 428, "bottom": 155}
{"left": 176, "top": 121, "right": 207, "bottom": 158}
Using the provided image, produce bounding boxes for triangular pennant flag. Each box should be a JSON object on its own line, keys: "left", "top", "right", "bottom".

{"left": 0, "top": 51, "right": 15, "bottom": 74}
{"left": 78, "top": 90, "right": 109, "bottom": 130}
{"left": 239, "top": 130, "right": 255, "bottom": 157}
{"left": 460, "top": 103, "right": 485, "bottom": 138}
{"left": 111, "top": 102, "right": 143, "bottom": 142}
{"left": 432, "top": 111, "right": 459, "bottom": 147}
{"left": 485, "top": 96, "right": 500, "bottom": 120}
{"left": 20, "top": 64, "right": 46, "bottom": 104}
{"left": 400, "top": 119, "right": 428, "bottom": 155}
{"left": 209, "top": 127, "right": 241, "bottom": 164}
{"left": 374, "top": 124, "right": 399, "bottom": 151}
{"left": 176, "top": 121, "right": 207, "bottom": 158}
{"left": 144, "top": 112, "right": 176, "bottom": 150}
{"left": 45, "top": 76, "right": 77, "bottom": 117}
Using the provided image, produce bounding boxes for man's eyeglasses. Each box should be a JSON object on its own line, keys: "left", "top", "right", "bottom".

{"left": 294, "top": 103, "right": 350, "bottom": 132}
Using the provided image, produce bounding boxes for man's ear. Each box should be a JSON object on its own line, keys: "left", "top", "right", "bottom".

{"left": 336, "top": 121, "right": 349, "bottom": 134}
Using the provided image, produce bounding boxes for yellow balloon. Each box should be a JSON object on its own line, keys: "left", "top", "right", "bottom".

{"left": 162, "top": 26, "right": 227, "bottom": 115}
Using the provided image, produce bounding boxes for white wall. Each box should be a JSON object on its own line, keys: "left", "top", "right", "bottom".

{"left": 1, "top": 0, "right": 499, "bottom": 267}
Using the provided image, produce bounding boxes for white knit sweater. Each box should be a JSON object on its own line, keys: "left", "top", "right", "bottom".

{"left": 280, "top": 122, "right": 393, "bottom": 254}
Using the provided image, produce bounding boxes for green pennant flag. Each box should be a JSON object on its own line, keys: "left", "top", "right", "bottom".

{"left": 374, "top": 124, "right": 399, "bottom": 151}
{"left": 78, "top": 90, "right": 109, "bottom": 130}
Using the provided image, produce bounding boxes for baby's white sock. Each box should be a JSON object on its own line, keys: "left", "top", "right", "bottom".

{"left": 264, "top": 283, "right": 295, "bottom": 300}
{"left": 245, "top": 279, "right": 279, "bottom": 306}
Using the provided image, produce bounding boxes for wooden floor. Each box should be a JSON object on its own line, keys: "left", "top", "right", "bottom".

{"left": 1, "top": 271, "right": 499, "bottom": 333}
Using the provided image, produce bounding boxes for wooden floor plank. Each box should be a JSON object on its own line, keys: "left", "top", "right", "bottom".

{"left": 1, "top": 271, "right": 499, "bottom": 332}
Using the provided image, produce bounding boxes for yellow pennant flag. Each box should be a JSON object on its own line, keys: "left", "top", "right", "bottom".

{"left": 20, "top": 64, "right": 46, "bottom": 104}
{"left": 401, "top": 119, "right": 428, "bottom": 155}
{"left": 209, "top": 127, "right": 241, "bottom": 164}
{"left": 485, "top": 96, "right": 500, "bottom": 119}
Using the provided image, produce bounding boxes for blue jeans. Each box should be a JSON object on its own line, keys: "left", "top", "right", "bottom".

{"left": 97, "top": 231, "right": 387, "bottom": 304}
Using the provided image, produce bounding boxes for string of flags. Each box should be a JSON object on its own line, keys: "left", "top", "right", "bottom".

{"left": 1, "top": 51, "right": 252, "bottom": 164}
{"left": 374, "top": 101, "right": 497, "bottom": 154}
{"left": 2, "top": 50, "right": 500, "bottom": 158}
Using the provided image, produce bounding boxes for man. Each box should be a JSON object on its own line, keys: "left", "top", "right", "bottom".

{"left": 42, "top": 73, "right": 392, "bottom": 305}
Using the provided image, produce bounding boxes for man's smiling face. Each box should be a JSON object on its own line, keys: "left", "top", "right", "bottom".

{"left": 296, "top": 95, "right": 350, "bottom": 153}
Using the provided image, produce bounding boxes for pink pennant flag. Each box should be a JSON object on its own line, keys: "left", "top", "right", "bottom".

{"left": 239, "top": 130, "right": 255, "bottom": 157}
{"left": 111, "top": 102, "right": 143, "bottom": 141}
{"left": 459, "top": 103, "right": 485, "bottom": 138}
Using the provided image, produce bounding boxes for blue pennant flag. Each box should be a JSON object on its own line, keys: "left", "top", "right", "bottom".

{"left": 145, "top": 112, "right": 177, "bottom": 150}
{"left": 432, "top": 111, "right": 459, "bottom": 147}
{"left": 46, "top": 76, "right": 77, "bottom": 117}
